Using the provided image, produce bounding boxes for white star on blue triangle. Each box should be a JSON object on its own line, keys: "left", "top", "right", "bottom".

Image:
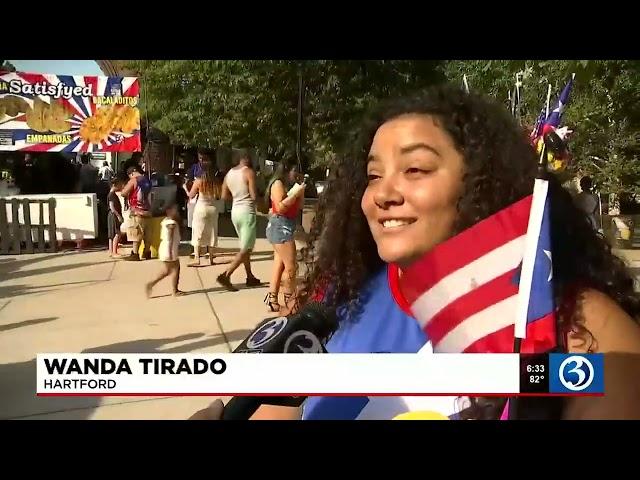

{"left": 527, "top": 201, "right": 555, "bottom": 322}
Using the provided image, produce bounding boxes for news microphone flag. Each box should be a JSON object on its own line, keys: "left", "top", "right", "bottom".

{"left": 396, "top": 194, "right": 556, "bottom": 354}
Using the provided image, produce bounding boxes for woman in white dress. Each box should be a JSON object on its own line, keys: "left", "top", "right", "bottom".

{"left": 184, "top": 160, "right": 221, "bottom": 267}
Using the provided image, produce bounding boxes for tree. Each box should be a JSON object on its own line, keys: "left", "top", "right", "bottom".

{"left": 0, "top": 60, "right": 16, "bottom": 72}
{"left": 126, "top": 60, "right": 443, "bottom": 169}
{"left": 440, "top": 60, "right": 640, "bottom": 197}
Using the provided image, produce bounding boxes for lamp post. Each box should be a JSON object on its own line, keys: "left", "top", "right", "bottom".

{"left": 296, "top": 65, "right": 305, "bottom": 173}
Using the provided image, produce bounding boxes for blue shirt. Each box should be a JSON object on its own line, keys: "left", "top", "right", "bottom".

{"left": 302, "top": 266, "right": 435, "bottom": 420}
{"left": 188, "top": 162, "right": 204, "bottom": 180}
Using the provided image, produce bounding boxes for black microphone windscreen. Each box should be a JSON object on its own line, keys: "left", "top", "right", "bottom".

{"left": 221, "top": 303, "right": 338, "bottom": 419}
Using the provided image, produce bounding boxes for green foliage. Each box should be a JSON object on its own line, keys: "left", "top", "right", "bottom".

{"left": 128, "top": 60, "right": 640, "bottom": 192}
{"left": 1, "top": 60, "right": 16, "bottom": 72}
{"left": 440, "top": 60, "right": 640, "bottom": 195}
{"left": 126, "top": 60, "right": 443, "bottom": 168}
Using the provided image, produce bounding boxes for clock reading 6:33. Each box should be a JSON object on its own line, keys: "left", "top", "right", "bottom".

{"left": 526, "top": 364, "right": 545, "bottom": 373}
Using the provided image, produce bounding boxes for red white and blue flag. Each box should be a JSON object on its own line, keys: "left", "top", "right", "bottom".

{"left": 396, "top": 193, "right": 556, "bottom": 354}
{"left": 530, "top": 108, "right": 547, "bottom": 142}
{"left": 544, "top": 75, "right": 575, "bottom": 130}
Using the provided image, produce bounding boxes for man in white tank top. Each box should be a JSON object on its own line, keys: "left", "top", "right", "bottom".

{"left": 218, "top": 150, "right": 261, "bottom": 291}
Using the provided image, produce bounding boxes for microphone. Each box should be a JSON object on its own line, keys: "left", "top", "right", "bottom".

{"left": 221, "top": 302, "right": 338, "bottom": 420}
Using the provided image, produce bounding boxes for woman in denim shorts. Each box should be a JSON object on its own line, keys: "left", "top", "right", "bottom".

{"left": 265, "top": 161, "right": 305, "bottom": 312}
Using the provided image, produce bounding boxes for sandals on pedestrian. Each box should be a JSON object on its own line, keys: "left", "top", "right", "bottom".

{"left": 264, "top": 292, "right": 280, "bottom": 312}
{"left": 283, "top": 292, "right": 299, "bottom": 313}
{"left": 216, "top": 273, "right": 239, "bottom": 292}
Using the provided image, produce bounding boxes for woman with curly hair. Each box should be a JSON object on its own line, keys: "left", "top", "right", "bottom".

{"left": 191, "top": 84, "right": 640, "bottom": 420}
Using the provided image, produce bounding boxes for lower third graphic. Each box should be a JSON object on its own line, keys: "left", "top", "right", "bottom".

{"left": 549, "top": 353, "right": 604, "bottom": 394}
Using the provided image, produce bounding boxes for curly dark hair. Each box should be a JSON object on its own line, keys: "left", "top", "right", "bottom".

{"left": 300, "top": 84, "right": 640, "bottom": 419}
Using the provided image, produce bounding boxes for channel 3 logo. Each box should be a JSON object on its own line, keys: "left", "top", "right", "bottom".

{"left": 549, "top": 354, "right": 604, "bottom": 394}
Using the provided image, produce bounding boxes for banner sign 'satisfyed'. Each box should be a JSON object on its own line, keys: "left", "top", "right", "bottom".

{"left": 36, "top": 353, "right": 604, "bottom": 396}
{"left": 0, "top": 71, "right": 141, "bottom": 153}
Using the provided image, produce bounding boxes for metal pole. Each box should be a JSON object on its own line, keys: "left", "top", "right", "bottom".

{"left": 515, "top": 73, "right": 522, "bottom": 124}
{"left": 142, "top": 76, "right": 151, "bottom": 179}
{"left": 296, "top": 67, "right": 304, "bottom": 173}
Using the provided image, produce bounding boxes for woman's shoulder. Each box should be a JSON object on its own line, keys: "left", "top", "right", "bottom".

{"left": 269, "top": 179, "right": 286, "bottom": 197}
{"left": 563, "top": 287, "right": 640, "bottom": 419}
{"left": 568, "top": 287, "right": 640, "bottom": 354}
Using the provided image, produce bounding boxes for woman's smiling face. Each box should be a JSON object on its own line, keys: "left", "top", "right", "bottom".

{"left": 361, "top": 113, "right": 465, "bottom": 267}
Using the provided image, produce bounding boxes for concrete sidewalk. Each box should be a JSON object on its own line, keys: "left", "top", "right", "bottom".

{"left": 0, "top": 237, "right": 296, "bottom": 420}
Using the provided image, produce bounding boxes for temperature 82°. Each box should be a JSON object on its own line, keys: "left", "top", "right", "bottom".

{"left": 529, "top": 374, "right": 546, "bottom": 384}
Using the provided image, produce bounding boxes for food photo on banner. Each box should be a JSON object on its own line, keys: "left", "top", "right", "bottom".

{"left": 0, "top": 71, "right": 141, "bottom": 153}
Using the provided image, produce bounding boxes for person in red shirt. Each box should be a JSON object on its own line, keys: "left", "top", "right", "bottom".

{"left": 263, "top": 160, "right": 305, "bottom": 312}
{"left": 121, "top": 166, "right": 153, "bottom": 261}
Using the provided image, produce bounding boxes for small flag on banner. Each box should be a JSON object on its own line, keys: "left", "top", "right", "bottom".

{"left": 395, "top": 195, "right": 556, "bottom": 354}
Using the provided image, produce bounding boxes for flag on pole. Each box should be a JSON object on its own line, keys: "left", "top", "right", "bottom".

{"left": 530, "top": 108, "right": 547, "bottom": 142}
{"left": 396, "top": 195, "right": 556, "bottom": 354}
{"left": 544, "top": 74, "right": 575, "bottom": 129}
{"left": 513, "top": 178, "right": 556, "bottom": 348}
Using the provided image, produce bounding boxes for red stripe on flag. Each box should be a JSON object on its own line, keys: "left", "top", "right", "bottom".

{"left": 400, "top": 195, "right": 532, "bottom": 304}
{"left": 425, "top": 269, "right": 519, "bottom": 345}
{"left": 17, "top": 71, "right": 48, "bottom": 84}
{"left": 463, "top": 312, "right": 556, "bottom": 353}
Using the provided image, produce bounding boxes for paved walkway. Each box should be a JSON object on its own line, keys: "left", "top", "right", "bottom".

{"left": 0, "top": 237, "right": 301, "bottom": 420}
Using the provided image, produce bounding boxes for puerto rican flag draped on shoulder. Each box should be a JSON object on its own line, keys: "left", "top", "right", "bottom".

{"left": 395, "top": 192, "right": 556, "bottom": 354}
